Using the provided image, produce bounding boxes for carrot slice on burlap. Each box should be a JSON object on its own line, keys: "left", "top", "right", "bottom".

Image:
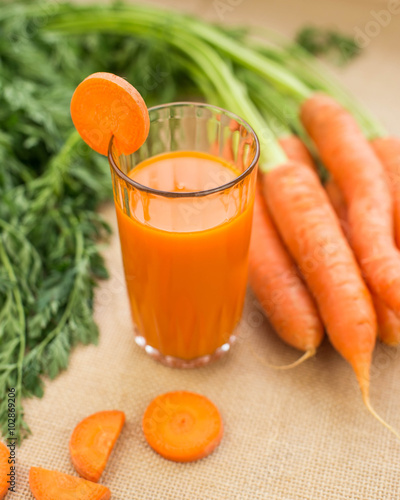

{"left": 29, "top": 467, "right": 110, "bottom": 500}
{"left": 142, "top": 391, "right": 223, "bottom": 462}
{"left": 70, "top": 410, "right": 125, "bottom": 482}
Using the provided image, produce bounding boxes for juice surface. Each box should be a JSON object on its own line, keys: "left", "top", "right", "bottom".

{"left": 115, "top": 151, "right": 254, "bottom": 360}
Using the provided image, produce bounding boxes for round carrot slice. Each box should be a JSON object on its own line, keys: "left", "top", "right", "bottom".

{"left": 70, "top": 72, "right": 149, "bottom": 156}
{"left": 29, "top": 467, "right": 111, "bottom": 500}
{"left": 69, "top": 410, "right": 125, "bottom": 483}
{"left": 0, "top": 442, "right": 10, "bottom": 500}
{"left": 142, "top": 391, "right": 224, "bottom": 462}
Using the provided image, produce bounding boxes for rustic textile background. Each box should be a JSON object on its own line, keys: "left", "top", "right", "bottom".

{"left": 14, "top": 0, "right": 400, "bottom": 498}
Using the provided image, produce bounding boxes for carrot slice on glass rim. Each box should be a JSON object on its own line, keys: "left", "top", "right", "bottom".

{"left": 142, "top": 391, "right": 224, "bottom": 463}
{"left": 29, "top": 467, "right": 111, "bottom": 500}
{"left": 69, "top": 410, "right": 125, "bottom": 483}
{"left": 70, "top": 72, "right": 149, "bottom": 156}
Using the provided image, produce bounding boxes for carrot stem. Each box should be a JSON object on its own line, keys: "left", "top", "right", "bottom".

{"left": 47, "top": 11, "right": 288, "bottom": 168}
{"left": 0, "top": 240, "right": 25, "bottom": 443}
{"left": 46, "top": 2, "right": 386, "bottom": 142}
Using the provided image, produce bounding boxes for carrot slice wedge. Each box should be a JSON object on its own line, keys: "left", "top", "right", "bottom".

{"left": 69, "top": 410, "right": 125, "bottom": 483}
{"left": 142, "top": 391, "right": 223, "bottom": 462}
{"left": 70, "top": 72, "right": 149, "bottom": 156}
{"left": 29, "top": 467, "right": 110, "bottom": 500}
{"left": 0, "top": 442, "right": 10, "bottom": 500}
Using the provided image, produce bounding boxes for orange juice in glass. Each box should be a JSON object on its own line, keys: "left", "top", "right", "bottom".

{"left": 108, "top": 103, "right": 259, "bottom": 367}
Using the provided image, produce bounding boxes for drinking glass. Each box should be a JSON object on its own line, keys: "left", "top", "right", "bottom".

{"left": 108, "top": 102, "right": 259, "bottom": 368}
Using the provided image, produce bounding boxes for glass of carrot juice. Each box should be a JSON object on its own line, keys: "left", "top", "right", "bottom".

{"left": 108, "top": 103, "right": 259, "bottom": 368}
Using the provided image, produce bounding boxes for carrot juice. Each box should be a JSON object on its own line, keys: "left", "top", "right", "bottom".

{"left": 115, "top": 151, "right": 253, "bottom": 361}
{"left": 109, "top": 103, "right": 259, "bottom": 367}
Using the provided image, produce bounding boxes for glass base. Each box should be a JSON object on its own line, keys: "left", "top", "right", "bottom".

{"left": 134, "top": 334, "right": 236, "bottom": 368}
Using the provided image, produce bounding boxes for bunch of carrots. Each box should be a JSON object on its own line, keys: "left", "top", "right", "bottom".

{"left": 44, "top": 3, "right": 400, "bottom": 436}
{"left": 29, "top": 2, "right": 400, "bottom": 437}
{"left": 236, "top": 57, "right": 400, "bottom": 436}
{"left": 231, "top": 47, "right": 400, "bottom": 434}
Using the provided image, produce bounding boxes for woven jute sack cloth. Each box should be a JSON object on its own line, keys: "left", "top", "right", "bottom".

{"left": 15, "top": 204, "right": 400, "bottom": 500}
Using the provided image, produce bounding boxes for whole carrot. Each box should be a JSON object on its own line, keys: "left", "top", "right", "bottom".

{"left": 249, "top": 183, "right": 324, "bottom": 357}
{"left": 325, "top": 175, "right": 400, "bottom": 347}
{"left": 282, "top": 136, "right": 384, "bottom": 358}
{"left": 301, "top": 94, "right": 400, "bottom": 316}
{"left": 263, "top": 161, "right": 377, "bottom": 406}
{"left": 371, "top": 137, "right": 400, "bottom": 248}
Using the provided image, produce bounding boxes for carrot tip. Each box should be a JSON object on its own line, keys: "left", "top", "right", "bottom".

{"left": 267, "top": 349, "right": 316, "bottom": 370}
{"left": 363, "top": 395, "right": 400, "bottom": 441}
{"left": 251, "top": 347, "right": 316, "bottom": 370}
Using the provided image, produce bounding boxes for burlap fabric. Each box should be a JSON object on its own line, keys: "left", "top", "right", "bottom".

{"left": 13, "top": 0, "right": 400, "bottom": 497}
{"left": 14, "top": 203, "right": 400, "bottom": 499}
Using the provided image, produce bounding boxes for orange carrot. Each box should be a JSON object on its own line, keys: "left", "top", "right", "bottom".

{"left": 29, "top": 467, "right": 111, "bottom": 500}
{"left": 71, "top": 72, "right": 149, "bottom": 156}
{"left": 325, "top": 176, "right": 400, "bottom": 347}
{"left": 373, "top": 293, "right": 400, "bottom": 346}
{"left": 278, "top": 135, "right": 316, "bottom": 171}
{"left": 69, "top": 410, "right": 125, "bottom": 483}
{"left": 249, "top": 185, "right": 323, "bottom": 355}
{"left": 301, "top": 94, "right": 400, "bottom": 316}
{"left": 371, "top": 137, "right": 400, "bottom": 248}
{"left": 224, "top": 130, "right": 323, "bottom": 361}
{"left": 280, "top": 137, "right": 350, "bottom": 236}
{"left": 325, "top": 177, "right": 348, "bottom": 224}
{"left": 0, "top": 442, "right": 10, "bottom": 500}
{"left": 280, "top": 135, "right": 344, "bottom": 224}
{"left": 142, "top": 391, "right": 223, "bottom": 462}
{"left": 263, "top": 161, "right": 377, "bottom": 406}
